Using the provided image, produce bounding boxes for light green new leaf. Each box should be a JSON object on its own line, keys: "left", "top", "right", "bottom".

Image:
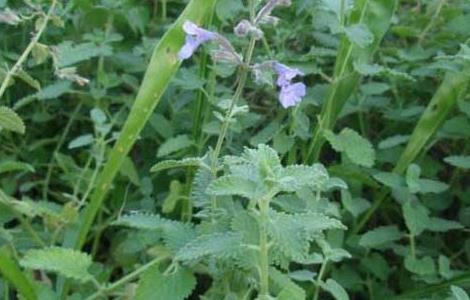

{"left": 151, "top": 157, "right": 209, "bottom": 173}
{"left": 206, "top": 175, "right": 259, "bottom": 199}
{"left": 444, "top": 156, "right": 470, "bottom": 169}
{"left": 0, "top": 106, "right": 25, "bottom": 134}
{"left": 175, "top": 232, "right": 242, "bottom": 262}
{"left": 324, "top": 128, "right": 375, "bottom": 167}
{"left": 20, "top": 247, "right": 93, "bottom": 282}
{"left": 136, "top": 264, "right": 196, "bottom": 300}
{"left": 451, "top": 286, "right": 470, "bottom": 300}
{"left": 321, "top": 279, "right": 350, "bottom": 300}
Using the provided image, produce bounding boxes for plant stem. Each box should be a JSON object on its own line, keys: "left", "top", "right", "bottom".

{"left": 313, "top": 259, "right": 328, "bottom": 300}
{"left": 0, "top": 0, "right": 57, "bottom": 100}
{"left": 43, "top": 100, "right": 83, "bottom": 200}
{"left": 409, "top": 234, "right": 416, "bottom": 259}
{"left": 210, "top": 36, "right": 257, "bottom": 170}
{"left": 258, "top": 198, "right": 270, "bottom": 299}
{"left": 84, "top": 256, "right": 168, "bottom": 300}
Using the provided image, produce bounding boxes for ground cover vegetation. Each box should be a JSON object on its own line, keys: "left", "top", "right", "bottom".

{"left": 0, "top": 0, "right": 469, "bottom": 299}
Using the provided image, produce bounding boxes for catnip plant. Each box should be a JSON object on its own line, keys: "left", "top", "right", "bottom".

{"left": 111, "top": 1, "right": 349, "bottom": 299}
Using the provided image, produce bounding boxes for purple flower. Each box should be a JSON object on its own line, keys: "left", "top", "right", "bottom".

{"left": 279, "top": 82, "right": 306, "bottom": 108}
{"left": 273, "top": 62, "right": 306, "bottom": 108}
{"left": 273, "top": 62, "right": 304, "bottom": 87}
{"left": 178, "top": 21, "right": 217, "bottom": 60}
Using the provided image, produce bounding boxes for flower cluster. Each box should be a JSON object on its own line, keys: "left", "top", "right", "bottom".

{"left": 178, "top": 2, "right": 306, "bottom": 109}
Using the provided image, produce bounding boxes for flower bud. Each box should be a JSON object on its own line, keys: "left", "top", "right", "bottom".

{"left": 234, "top": 19, "right": 251, "bottom": 37}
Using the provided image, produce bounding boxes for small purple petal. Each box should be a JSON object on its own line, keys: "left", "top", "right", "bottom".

{"left": 273, "top": 62, "right": 304, "bottom": 87}
{"left": 279, "top": 82, "right": 306, "bottom": 108}
{"left": 178, "top": 36, "right": 199, "bottom": 60}
{"left": 179, "top": 21, "right": 217, "bottom": 60}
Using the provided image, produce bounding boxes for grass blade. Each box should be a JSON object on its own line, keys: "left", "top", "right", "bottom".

{"left": 68, "top": 0, "right": 217, "bottom": 251}
{"left": 0, "top": 247, "right": 37, "bottom": 300}
{"left": 306, "top": 0, "right": 397, "bottom": 163}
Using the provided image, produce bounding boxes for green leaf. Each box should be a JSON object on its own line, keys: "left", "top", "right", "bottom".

{"left": 270, "top": 267, "right": 306, "bottom": 300}
{"left": 215, "top": 0, "right": 245, "bottom": 22}
{"left": 404, "top": 255, "right": 436, "bottom": 276}
{"left": 206, "top": 175, "right": 259, "bottom": 199}
{"left": 136, "top": 264, "right": 196, "bottom": 300}
{"left": 451, "top": 286, "right": 470, "bottom": 300}
{"left": 157, "top": 135, "right": 194, "bottom": 157}
{"left": 373, "top": 172, "right": 406, "bottom": 189}
{"left": 20, "top": 247, "right": 93, "bottom": 282}
{"left": 403, "top": 200, "right": 429, "bottom": 236}
{"left": 68, "top": 134, "right": 94, "bottom": 149}
{"left": 112, "top": 213, "right": 168, "bottom": 230}
{"left": 151, "top": 157, "right": 208, "bottom": 173}
{"left": 378, "top": 135, "right": 410, "bottom": 149}
{"left": 0, "top": 106, "right": 25, "bottom": 134}
{"left": 344, "top": 24, "right": 374, "bottom": 48}
{"left": 321, "top": 279, "right": 349, "bottom": 300}
{"left": 324, "top": 128, "right": 375, "bottom": 167}
{"left": 53, "top": 42, "right": 112, "bottom": 68}
{"left": 427, "top": 217, "right": 463, "bottom": 232}
{"left": 444, "top": 156, "right": 470, "bottom": 169}
{"left": 0, "top": 161, "right": 35, "bottom": 174}
{"left": 359, "top": 225, "right": 402, "bottom": 248}
{"left": 36, "top": 81, "right": 72, "bottom": 100}
{"left": 175, "top": 232, "right": 242, "bottom": 262}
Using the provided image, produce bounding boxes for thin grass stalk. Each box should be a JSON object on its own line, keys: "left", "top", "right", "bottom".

{"left": 306, "top": 0, "right": 397, "bottom": 163}
{"left": 67, "top": 0, "right": 217, "bottom": 252}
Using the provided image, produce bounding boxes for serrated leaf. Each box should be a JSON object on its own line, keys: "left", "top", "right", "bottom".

{"left": 151, "top": 157, "right": 208, "bottom": 173}
{"left": 157, "top": 135, "right": 194, "bottom": 157}
{"left": 136, "top": 264, "right": 196, "bottom": 300}
{"left": 175, "top": 232, "right": 242, "bottom": 262}
{"left": 0, "top": 106, "right": 25, "bottom": 134}
{"left": 321, "top": 279, "right": 349, "bottom": 300}
{"left": 451, "top": 286, "right": 470, "bottom": 300}
{"left": 20, "top": 247, "right": 92, "bottom": 282}
{"left": 112, "top": 213, "right": 168, "bottom": 230}
{"left": 359, "top": 225, "right": 402, "bottom": 248}
{"left": 344, "top": 24, "right": 374, "bottom": 48}
{"left": 444, "top": 156, "right": 470, "bottom": 169}
{"left": 206, "top": 175, "right": 259, "bottom": 199}
{"left": 324, "top": 128, "right": 375, "bottom": 167}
